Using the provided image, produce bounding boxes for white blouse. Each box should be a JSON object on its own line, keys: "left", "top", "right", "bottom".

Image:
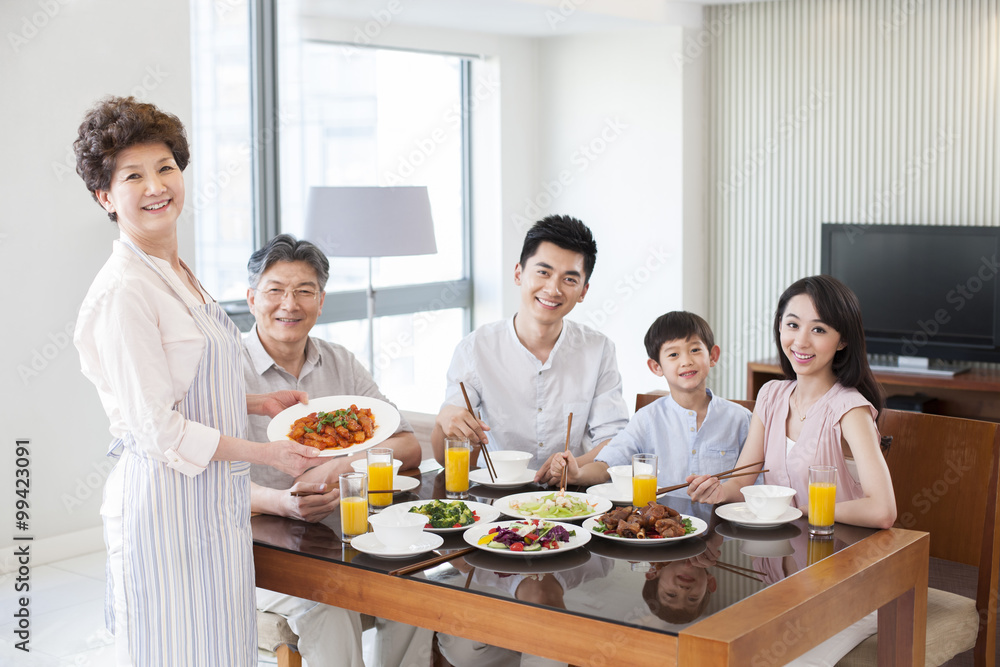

{"left": 75, "top": 239, "right": 219, "bottom": 477}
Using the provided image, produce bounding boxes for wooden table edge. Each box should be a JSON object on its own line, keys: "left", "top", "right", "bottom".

{"left": 678, "top": 528, "right": 929, "bottom": 666}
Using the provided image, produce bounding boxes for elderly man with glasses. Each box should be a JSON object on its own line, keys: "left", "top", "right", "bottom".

{"left": 243, "top": 233, "right": 425, "bottom": 667}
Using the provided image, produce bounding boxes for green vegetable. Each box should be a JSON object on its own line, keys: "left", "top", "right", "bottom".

{"left": 509, "top": 493, "right": 596, "bottom": 519}
{"left": 408, "top": 500, "right": 476, "bottom": 528}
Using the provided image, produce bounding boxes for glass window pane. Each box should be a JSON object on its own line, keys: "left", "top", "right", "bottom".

{"left": 190, "top": 0, "right": 254, "bottom": 301}
{"left": 276, "top": 13, "right": 466, "bottom": 291}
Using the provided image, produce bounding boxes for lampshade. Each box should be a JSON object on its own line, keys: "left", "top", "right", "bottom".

{"left": 304, "top": 186, "right": 438, "bottom": 258}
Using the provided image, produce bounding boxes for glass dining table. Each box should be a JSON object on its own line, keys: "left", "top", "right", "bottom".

{"left": 252, "top": 462, "right": 928, "bottom": 666}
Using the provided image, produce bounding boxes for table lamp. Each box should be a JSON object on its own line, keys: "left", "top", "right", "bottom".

{"left": 304, "top": 185, "right": 438, "bottom": 372}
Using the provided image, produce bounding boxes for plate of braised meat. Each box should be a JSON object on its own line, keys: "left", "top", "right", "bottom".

{"left": 583, "top": 502, "right": 707, "bottom": 544}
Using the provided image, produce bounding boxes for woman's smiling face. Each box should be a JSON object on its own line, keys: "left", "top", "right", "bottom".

{"left": 96, "top": 142, "right": 185, "bottom": 242}
{"left": 779, "top": 293, "right": 845, "bottom": 379}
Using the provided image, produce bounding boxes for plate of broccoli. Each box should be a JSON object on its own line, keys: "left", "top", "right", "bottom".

{"left": 385, "top": 499, "right": 501, "bottom": 533}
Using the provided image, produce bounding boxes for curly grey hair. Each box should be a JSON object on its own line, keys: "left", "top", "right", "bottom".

{"left": 247, "top": 234, "right": 330, "bottom": 291}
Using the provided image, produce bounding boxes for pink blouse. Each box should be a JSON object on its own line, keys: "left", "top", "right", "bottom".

{"left": 756, "top": 380, "right": 878, "bottom": 508}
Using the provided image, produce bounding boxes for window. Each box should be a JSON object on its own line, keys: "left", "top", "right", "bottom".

{"left": 191, "top": 2, "right": 473, "bottom": 413}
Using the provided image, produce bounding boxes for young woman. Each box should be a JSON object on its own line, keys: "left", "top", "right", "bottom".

{"left": 687, "top": 275, "right": 895, "bottom": 529}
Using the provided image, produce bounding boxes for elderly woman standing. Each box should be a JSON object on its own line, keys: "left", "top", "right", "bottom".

{"left": 73, "top": 96, "right": 319, "bottom": 666}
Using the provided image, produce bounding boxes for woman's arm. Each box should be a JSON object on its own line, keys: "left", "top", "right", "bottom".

{"left": 828, "top": 407, "right": 897, "bottom": 529}
{"left": 687, "top": 412, "right": 766, "bottom": 504}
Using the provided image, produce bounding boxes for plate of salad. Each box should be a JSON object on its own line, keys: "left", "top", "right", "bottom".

{"left": 384, "top": 499, "right": 500, "bottom": 533}
{"left": 463, "top": 519, "right": 591, "bottom": 557}
{"left": 493, "top": 491, "right": 612, "bottom": 521}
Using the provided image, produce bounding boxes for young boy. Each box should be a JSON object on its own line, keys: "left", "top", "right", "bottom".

{"left": 553, "top": 311, "right": 751, "bottom": 497}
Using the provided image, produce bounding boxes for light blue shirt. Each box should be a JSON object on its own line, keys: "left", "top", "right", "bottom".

{"left": 595, "top": 389, "right": 752, "bottom": 499}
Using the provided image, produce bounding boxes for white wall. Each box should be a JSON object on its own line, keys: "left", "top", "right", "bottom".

{"left": 0, "top": 0, "right": 192, "bottom": 556}
{"left": 534, "top": 28, "right": 696, "bottom": 405}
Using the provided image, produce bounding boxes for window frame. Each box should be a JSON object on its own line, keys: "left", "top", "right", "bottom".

{"left": 222, "top": 0, "right": 473, "bottom": 335}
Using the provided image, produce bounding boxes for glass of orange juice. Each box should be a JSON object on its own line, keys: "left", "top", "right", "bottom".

{"left": 367, "top": 447, "right": 394, "bottom": 510}
{"left": 807, "top": 465, "right": 837, "bottom": 537}
{"left": 339, "top": 472, "right": 368, "bottom": 544}
{"left": 632, "top": 453, "right": 658, "bottom": 508}
{"left": 445, "top": 437, "right": 471, "bottom": 499}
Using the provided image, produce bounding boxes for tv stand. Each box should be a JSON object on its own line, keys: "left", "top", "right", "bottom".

{"left": 869, "top": 356, "right": 971, "bottom": 378}
{"left": 747, "top": 358, "right": 1000, "bottom": 422}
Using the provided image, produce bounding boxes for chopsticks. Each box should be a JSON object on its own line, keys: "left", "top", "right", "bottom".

{"left": 559, "top": 412, "right": 574, "bottom": 494}
{"left": 460, "top": 381, "right": 496, "bottom": 482}
{"left": 388, "top": 546, "right": 475, "bottom": 576}
{"left": 715, "top": 561, "right": 765, "bottom": 583}
{"left": 290, "top": 488, "right": 402, "bottom": 497}
{"left": 654, "top": 461, "right": 766, "bottom": 497}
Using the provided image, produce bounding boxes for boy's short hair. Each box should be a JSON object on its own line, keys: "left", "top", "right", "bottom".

{"left": 519, "top": 215, "right": 598, "bottom": 284}
{"left": 644, "top": 311, "right": 716, "bottom": 361}
{"left": 641, "top": 574, "right": 713, "bottom": 623}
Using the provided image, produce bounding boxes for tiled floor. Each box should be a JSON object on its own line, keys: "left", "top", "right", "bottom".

{"left": 0, "top": 549, "right": 374, "bottom": 667}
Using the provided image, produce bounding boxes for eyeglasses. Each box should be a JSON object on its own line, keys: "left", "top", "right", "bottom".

{"left": 255, "top": 287, "right": 321, "bottom": 304}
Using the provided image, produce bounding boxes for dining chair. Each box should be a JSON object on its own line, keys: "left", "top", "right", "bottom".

{"left": 836, "top": 409, "right": 1000, "bottom": 667}
{"left": 257, "top": 610, "right": 302, "bottom": 667}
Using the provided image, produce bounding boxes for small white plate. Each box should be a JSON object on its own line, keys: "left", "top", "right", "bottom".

{"left": 463, "top": 520, "right": 591, "bottom": 557}
{"left": 715, "top": 502, "right": 803, "bottom": 529}
{"left": 383, "top": 500, "right": 501, "bottom": 533}
{"left": 469, "top": 468, "right": 538, "bottom": 489}
{"left": 266, "top": 395, "right": 401, "bottom": 458}
{"left": 583, "top": 515, "right": 708, "bottom": 545}
{"left": 494, "top": 491, "right": 612, "bottom": 521}
{"left": 348, "top": 531, "right": 444, "bottom": 559}
{"left": 393, "top": 476, "right": 420, "bottom": 493}
{"left": 586, "top": 483, "right": 632, "bottom": 504}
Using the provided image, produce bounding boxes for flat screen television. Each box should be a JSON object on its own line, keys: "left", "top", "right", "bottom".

{"left": 820, "top": 223, "right": 1000, "bottom": 374}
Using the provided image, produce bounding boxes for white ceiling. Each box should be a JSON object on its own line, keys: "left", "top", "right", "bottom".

{"left": 297, "top": 0, "right": 757, "bottom": 36}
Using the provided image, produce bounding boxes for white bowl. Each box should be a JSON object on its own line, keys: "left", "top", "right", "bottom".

{"left": 739, "top": 538, "right": 794, "bottom": 558}
{"left": 740, "top": 485, "right": 796, "bottom": 521}
{"left": 367, "top": 511, "right": 426, "bottom": 548}
{"left": 351, "top": 458, "right": 403, "bottom": 475}
{"left": 607, "top": 465, "right": 633, "bottom": 494}
{"left": 488, "top": 450, "right": 532, "bottom": 480}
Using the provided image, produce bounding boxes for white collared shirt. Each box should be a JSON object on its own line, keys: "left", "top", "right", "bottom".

{"left": 441, "top": 317, "right": 628, "bottom": 468}
{"left": 74, "top": 239, "right": 219, "bottom": 477}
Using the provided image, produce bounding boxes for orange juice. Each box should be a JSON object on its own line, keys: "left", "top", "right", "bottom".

{"left": 445, "top": 445, "right": 470, "bottom": 494}
{"left": 368, "top": 462, "right": 393, "bottom": 508}
{"left": 807, "top": 536, "right": 835, "bottom": 565}
{"left": 632, "top": 475, "right": 657, "bottom": 508}
{"left": 808, "top": 481, "right": 837, "bottom": 527}
{"left": 340, "top": 496, "right": 368, "bottom": 539}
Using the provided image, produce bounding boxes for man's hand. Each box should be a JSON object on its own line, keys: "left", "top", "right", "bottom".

{"left": 436, "top": 404, "right": 490, "bottom": 446}
{"left": 686, "top": 473, "right": 727, "bottom": 505}
{"left": 278, "top": 482, "right": 341, "bottom": 523}
{"left": 535, "top": 451, "right": 578, "bottom": 486}
{"left": 253, "top": 390, "right": 309, "bottom": 418}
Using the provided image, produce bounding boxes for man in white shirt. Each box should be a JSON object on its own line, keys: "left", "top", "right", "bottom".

{"left": 242, "top": 234, "right": 425, "bottom": 667}
{"left": 432, "top": 215, "right": 629, "bottom": 485}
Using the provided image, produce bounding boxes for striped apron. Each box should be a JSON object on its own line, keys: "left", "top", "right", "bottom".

{"left": 104, "top": 240, "right": 255, "bottom": 666}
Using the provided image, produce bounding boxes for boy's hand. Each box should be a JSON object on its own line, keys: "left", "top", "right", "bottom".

{"left": 437, "top": 405, "right": 490, "bottom": 446}
{"left": 535, "top": 451, "right": 579, "bottom": 486}
{"left": 686, "top": 473, "right": 727, "bottom": 505}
